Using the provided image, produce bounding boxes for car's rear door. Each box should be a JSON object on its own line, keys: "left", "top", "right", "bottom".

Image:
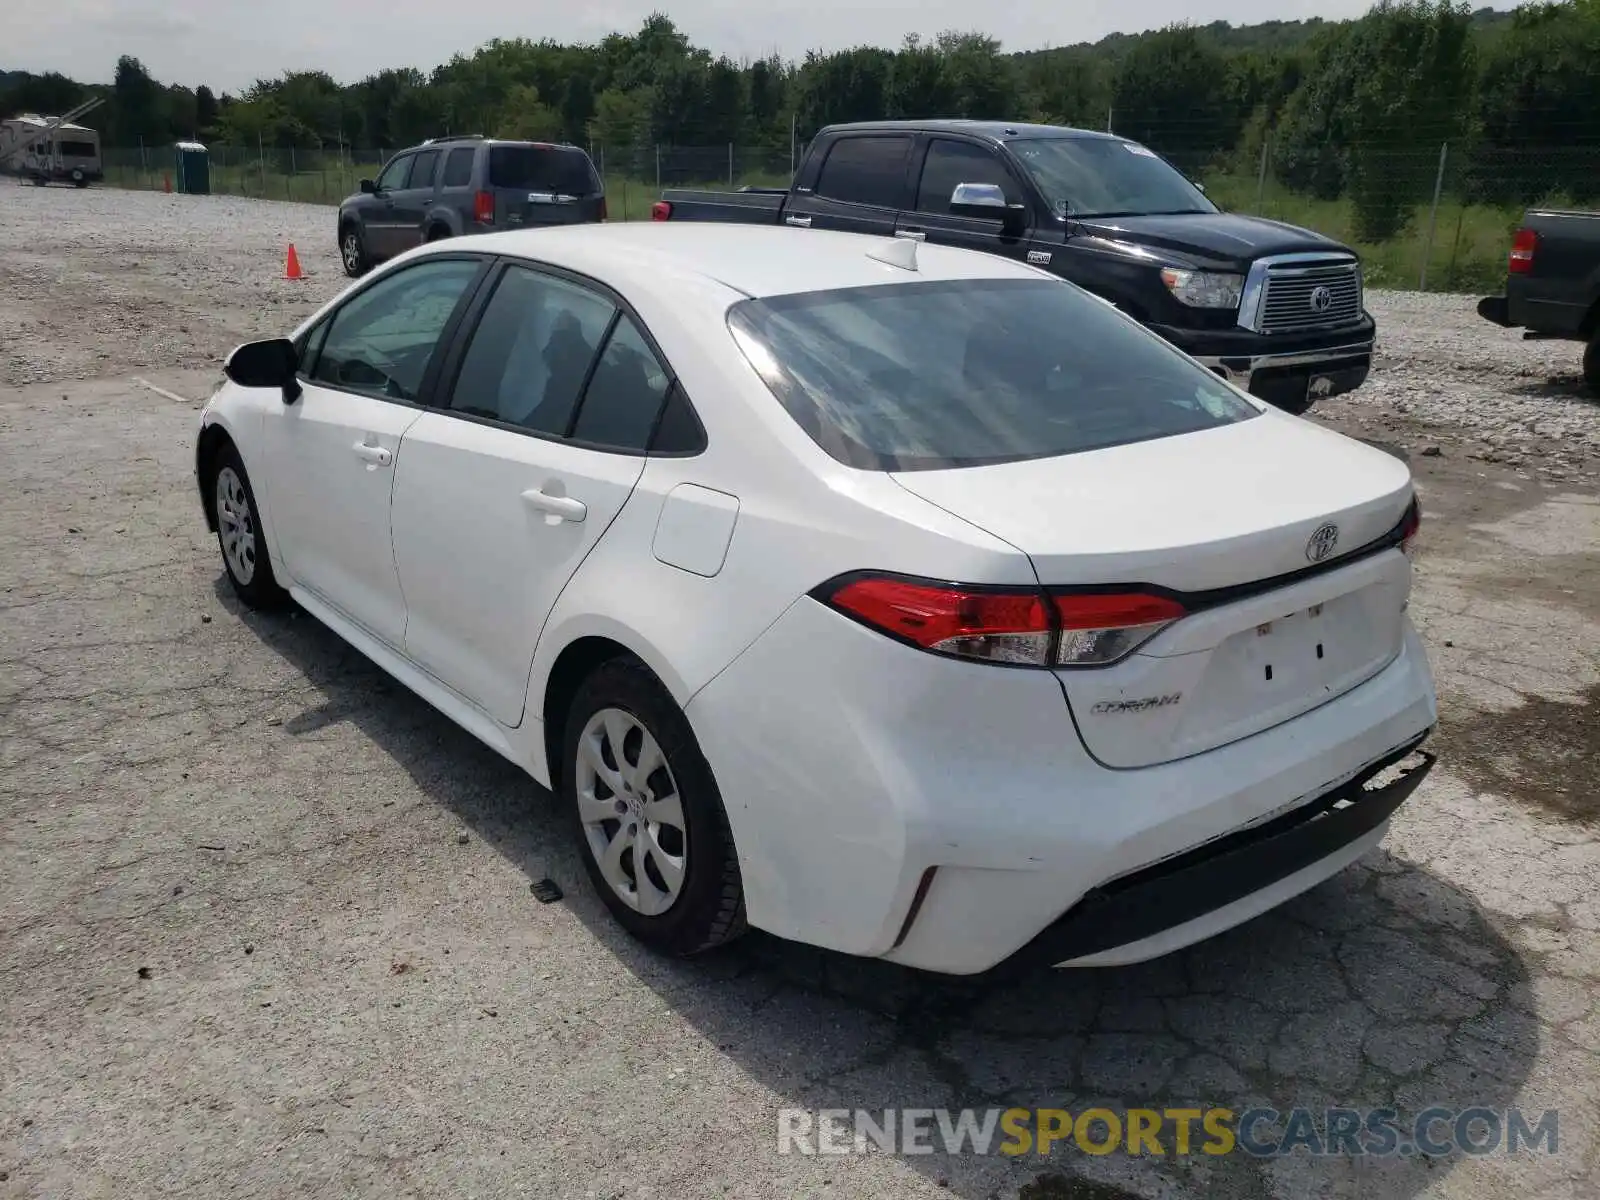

{"left": 783, "top": 133, "right": 911, "bottom": 236}
{"left": 389, "top": 260, "right": 677, "bottom": 725}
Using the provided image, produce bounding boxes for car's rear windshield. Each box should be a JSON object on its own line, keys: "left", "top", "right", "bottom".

{"left": 488, "top": 145, "right": 599, "bottom": 194}
{"left": 726, "top": 277, "right": 1259, "bottom": 471}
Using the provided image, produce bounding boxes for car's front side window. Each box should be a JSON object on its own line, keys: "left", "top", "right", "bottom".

{"left": 446, "top": 265, "right": 616, "bottom": 435}
{"left": 375, "top": 154, "right": 413, "bottom": 192}
{"left": 309, "top": 259, "right": 482, "bottom": 402}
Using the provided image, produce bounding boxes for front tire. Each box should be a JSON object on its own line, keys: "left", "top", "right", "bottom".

{"left": 209, "top": 444, "right": 288, "bottom": 609}
{"left": 562, "top": 659, "right": 746, "bottom": 957}
{"left": 339, "top": 223, "right": 370, "bottom": 278}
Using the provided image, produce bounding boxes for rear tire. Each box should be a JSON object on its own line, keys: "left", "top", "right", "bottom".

{"left": 1584, "top": 334, "right": 1600, "bottom": 396}
{"left": 339, "top": 223, "right": 370, "bottom": 278}
{"left": 1274, "top": 394, "right": 1316, "bottom": 416}
{"left": 208, "top": 443, "right": 289, "bottom": 610}
{"left": 425, "top": 225, "right": 451, "bottom": 242}
{"left": 561, "top": 659, "right": 746, "bottom": 957}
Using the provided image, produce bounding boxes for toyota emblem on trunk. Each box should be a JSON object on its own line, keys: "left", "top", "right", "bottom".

{"left": 1309, "top": 285, "right": 1334, "bottom": 313}
{"left": 1305, "top": 523, "right": 1340, "bottom": 562}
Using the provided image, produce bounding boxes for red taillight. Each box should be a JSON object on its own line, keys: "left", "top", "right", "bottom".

{"left": 474, "top": 190, "right": 495, "bottom": 224}
{"left": 1508, "top": 228, "right": 1537, "bottom": 274}
{"left": 1400, "top": 497, "right": 1422, "bottom": 557}
{"left": 651, "top": 200, "right": 672, "bottom": 221}
{"left": 817, "top": 575, "right": 1186, "bottom": 667}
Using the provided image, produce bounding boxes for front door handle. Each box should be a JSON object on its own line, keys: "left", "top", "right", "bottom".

{"left": 352, "top": 442, "right": 392, "bottom": 467}
{"left": 784, "top": 214, "right": 812, "bottom": 228}
{"left": 521, "top": 488, "right": 587, "bottom": 523}
{"left": 896, "top": 229, "right": 926, "bottom": 241}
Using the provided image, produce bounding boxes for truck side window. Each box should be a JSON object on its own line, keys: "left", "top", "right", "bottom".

{"left": 916, "top": 140, "right": 1020, "bottom": 213}
{"left": 814, "top": 136, "right": 913, "bottom": 209}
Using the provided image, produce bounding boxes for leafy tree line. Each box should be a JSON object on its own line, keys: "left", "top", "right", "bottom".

{"left": 5, "top": 3, "right": 1599, "bottom": 235}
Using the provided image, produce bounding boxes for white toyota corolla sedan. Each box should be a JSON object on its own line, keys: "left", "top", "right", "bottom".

{"left": 196, "top": 222, "right": 1437, "bottom": 975}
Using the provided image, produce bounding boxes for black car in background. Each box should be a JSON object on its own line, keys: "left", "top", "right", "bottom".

{"left": 337, "top": 135, "right": 606, "bottom": 277}
{"left": 1478, "top": 209, "right": 1600, "bottom": 393}
{"left": 656, "top": 120, "right": 1376, "bottom": 414}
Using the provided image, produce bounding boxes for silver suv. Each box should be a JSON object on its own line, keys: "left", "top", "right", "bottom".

{"left": 336, "top": 135, "right": 607, "bottom": 277}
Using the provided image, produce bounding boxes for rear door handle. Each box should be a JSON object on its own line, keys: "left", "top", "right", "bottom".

{"left": 352, "top": 442, "right": 392, "bottom": 467}
{"left": 521, "top": 488, "right": 587, "bottom": 523}
{"left": 896, "top": 229, "right": 926, "bottom": 241}
{"left": 784, "top": 214, "right": 812, "bottom": 228}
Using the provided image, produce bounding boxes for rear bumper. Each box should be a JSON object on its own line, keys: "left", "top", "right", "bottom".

{"left": 1016, "top": 742, "right": 1434, "bottom": 970}
{"left": 1477, "top": 286, "right": 1588, "bottom": 339}
{"left": 1478, "top": 294, "right": 1513, "bottom": 328}
{"left": 687, "top": 597, "right": 1438, "bottom": 976}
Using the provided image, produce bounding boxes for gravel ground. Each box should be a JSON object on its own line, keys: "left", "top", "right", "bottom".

{"left": 2, "top": 184, "right": 1598, "bottom": 1200}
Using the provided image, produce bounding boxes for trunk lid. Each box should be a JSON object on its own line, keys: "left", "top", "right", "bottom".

{"left": 892, "top": 413, "right": 1416, "bottom": 768}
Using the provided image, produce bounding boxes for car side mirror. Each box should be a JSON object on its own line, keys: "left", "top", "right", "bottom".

{"left": 1192, "top": 180, "right": 1207, "bottom": 194}
{"left": 224, "top": 338, "right": 302, "bottom": 404}
{"left": 360, "top": 178, "right": 377, "bottom": 194}
{"left": 949, "top": 182, "right": 1027, "bottom": 236}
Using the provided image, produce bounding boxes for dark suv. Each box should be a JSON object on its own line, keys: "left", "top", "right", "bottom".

{"left": 337, "top": 135, "right": 606, "bottom": 277}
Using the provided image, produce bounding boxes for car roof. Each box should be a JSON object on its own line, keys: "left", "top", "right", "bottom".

{"left": 445, "top": 222, "right": 1051, "bottom": 302}
{"left": 816, "top": 119, "right": 1124, "bottom": 143}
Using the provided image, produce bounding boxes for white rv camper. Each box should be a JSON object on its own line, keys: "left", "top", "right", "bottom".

{"left": 0, "top": 114, "right": 103, "bottom": 186}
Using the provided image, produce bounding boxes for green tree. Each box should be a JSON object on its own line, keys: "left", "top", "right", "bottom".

{"left": 111, "top": 56, "right": 165, "bottom": 145}
{"left": 1471, "top": 2, "right": 1600, "bottom": 203}
{"left": 497, "top": 84, "right": 563, "bottom": 141}
{"left": 1111, "top": 25, "right": 1240, "bottom": 171}
{"left": 195, "top": 85, "right": 219, "bottom": 135}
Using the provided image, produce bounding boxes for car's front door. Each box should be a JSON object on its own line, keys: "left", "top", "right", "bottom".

{"left": 388, "top": 148, "right": 441, "bottom": 248}
{"left": 262, "top": 256, "right": 486, "bottom": 647}
{"left": 896, "top": 137, "right": 1035, "bottom": 265}
{"left": 390, "top": 261, "right": 675, "bottom": 725}
{"left": 364, "top": 152, "right": 417, "bottom": 260}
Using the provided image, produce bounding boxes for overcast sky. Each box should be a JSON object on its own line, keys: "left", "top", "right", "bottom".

{"left": 10, "top": 1, "right": 1515, "bottom": 94}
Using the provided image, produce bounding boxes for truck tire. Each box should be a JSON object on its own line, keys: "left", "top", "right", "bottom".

{"left": 1585, "top": 335, "right": 1600, "bottom": 396}
{"left": 71, "top": 168, "right": 87, "bottom": 187}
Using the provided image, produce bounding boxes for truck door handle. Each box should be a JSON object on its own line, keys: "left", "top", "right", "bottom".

{"left": 785, "top": 215, "right": 812, "bottom": 228}
{"left": 521, "top": 488, "right": 587, "bottom": 523}
{"left": 352, "top": 442, "right": 392, "bottom": 467}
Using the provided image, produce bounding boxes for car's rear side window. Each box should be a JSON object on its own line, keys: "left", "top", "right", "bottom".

{"left": 442, "top": 147, "right": 474, "bottom": 187}
{"left": 813, "top": 136, "right": 913, "bottom": 209}
{"left": 488, "top": 146, "right": 598, "bottom": 194}
{"left": 727, "top": 278, "right": 1259, "bottom": 471}
{"left": 409, "top": 150, "right": 440, "bottom": 190}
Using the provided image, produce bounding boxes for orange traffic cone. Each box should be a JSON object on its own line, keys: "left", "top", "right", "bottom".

{"left": 284, "top": 244, "right": 304, "bottom": 281}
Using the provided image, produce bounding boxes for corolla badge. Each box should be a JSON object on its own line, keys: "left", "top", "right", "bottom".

{"left": 1305, "top": 523, "right": 1340, "bottom": 562}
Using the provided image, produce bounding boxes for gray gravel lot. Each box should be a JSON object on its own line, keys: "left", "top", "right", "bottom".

{"left": 2, "top": 184, "right": 1598, "bottom": 1199}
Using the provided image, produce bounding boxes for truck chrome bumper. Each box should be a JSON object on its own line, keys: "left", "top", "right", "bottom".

{"left": 1191, "top": 340, "right": 1375, "bottom": 390}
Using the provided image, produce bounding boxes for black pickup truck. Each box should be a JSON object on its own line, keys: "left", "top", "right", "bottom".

{"left": 1477, "top": 209, "right": 1600, "bottom": 393}
{"left": 654, "top": 120, "right": 1376, "bottom": 413}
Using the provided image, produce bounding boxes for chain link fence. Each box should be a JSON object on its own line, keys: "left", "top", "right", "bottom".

{"left": 96, "top": 133, "right": 1600, "bottom": 295}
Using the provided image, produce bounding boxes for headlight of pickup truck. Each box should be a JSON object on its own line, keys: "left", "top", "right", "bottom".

{"left": 1160, "top": 268, "right": 1244, "bottom": 309}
